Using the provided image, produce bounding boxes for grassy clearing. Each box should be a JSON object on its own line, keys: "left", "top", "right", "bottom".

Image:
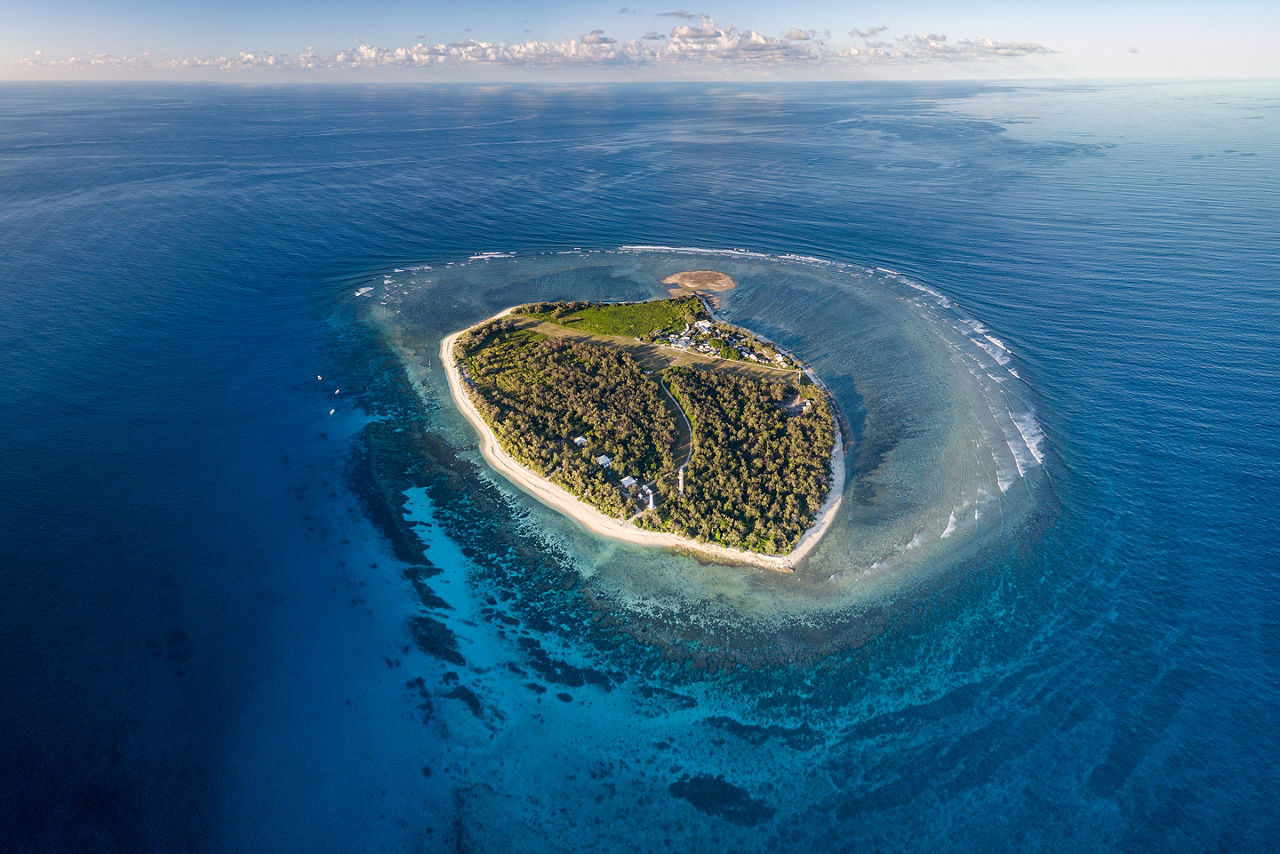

{"left": 512, "top": 316, "right": 798, "bottom": 382}
{"left": 518, "top": 297, "right": 704, "bottom": 340}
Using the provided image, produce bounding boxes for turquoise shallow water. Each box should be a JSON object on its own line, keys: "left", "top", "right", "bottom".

{"left": 1, "top": 80, "right": 1277, "bottom": 850}
{"left": 374, "top": 249, "right": 1048, "bottom": 612}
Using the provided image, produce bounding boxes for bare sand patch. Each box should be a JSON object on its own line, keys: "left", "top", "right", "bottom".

{"left": 663, "top": 270, "right": 738, "bottom": 299}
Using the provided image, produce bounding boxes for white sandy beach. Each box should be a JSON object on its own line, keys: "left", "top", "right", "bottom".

{"left": 440, "top": 307, "right": 845, "bottom": 572}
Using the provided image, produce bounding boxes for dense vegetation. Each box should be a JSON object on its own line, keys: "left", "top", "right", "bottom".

{"left": 454, "top": 304, "right": 837, "bottom": 555}
{"left": 640, "top": 367, "right": 834, "bottom": 554}
{"left": 454, "top": 318, "right": 677, "bottom": 517}
{"left": 516, "top": 297, "right": 704, "bottom": 340}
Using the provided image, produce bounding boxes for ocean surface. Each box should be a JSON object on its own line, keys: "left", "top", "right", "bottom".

{"left": 1, "top": 80, "right": 1277, "bottom": 851}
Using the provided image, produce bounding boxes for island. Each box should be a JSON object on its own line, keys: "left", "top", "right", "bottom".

{"left": 440, "top": 273, "right": 844, "bottom": 571}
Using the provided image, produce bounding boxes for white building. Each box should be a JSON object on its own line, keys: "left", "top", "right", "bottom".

{"left": 573, "top": 436, "right": 587, "bottom": 446}
{"left": 595, "top": 455, "right": 612, "bottom": 468}
{"left": 620, "top": 475, "right": 637, "bottom": 489}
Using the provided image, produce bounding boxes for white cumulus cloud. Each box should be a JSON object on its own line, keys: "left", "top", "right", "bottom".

{"left": 14, "top": 19, "right": 1054, "bottom": 76}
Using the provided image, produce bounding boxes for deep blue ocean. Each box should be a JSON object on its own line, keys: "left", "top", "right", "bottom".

{"left": 1, "top": 81, "right": 1277, "bottom": 851}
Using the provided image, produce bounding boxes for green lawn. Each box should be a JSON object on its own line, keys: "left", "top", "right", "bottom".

{"left": 521, "top": 297, "right": 703, "bottom": 339}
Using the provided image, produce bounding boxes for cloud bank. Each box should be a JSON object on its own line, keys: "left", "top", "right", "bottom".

{"left": 15, "top": 15, "right": 1053, "bottom": 77}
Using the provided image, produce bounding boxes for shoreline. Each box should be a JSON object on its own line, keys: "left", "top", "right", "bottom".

{"left": 439, "top": 306, "right": 845, "bottom": 572}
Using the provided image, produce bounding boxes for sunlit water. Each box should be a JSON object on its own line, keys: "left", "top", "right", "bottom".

{"left": 1, "top": 81, "right": 1277, "bottom": 850}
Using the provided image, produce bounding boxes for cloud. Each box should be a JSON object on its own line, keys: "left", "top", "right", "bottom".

{"left": 619, "top": 7, "right": 637, "bottom": 13}
{"left": 652, "top": 16, "right": 819, "bottom": 61}
{"left": 657, "top": 10, "right": 699, "bottom": 19}
{"left": 842, "top": 27, "right": 1054, "bottom": 61}
{"left": 903, "top": 34, "right": 1054, "bottom": 59}
{"left": 671, "top": 22, "right": 721, "bottom": 41}
{"left": 15, "top": 18, "right": 1053, "bottom": 76}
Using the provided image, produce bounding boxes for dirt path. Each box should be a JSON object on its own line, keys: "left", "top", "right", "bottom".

{"left": 654, "top": 374, "right": 694, "bottom": 494}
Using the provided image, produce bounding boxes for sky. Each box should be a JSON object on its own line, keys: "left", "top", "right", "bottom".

{"left": 3, "top": 0, "right": 1277, "bottom": 81}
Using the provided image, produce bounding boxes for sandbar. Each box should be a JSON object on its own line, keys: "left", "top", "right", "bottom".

{"left": 663, "top": 270, "right": 738, "bottom": 299}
